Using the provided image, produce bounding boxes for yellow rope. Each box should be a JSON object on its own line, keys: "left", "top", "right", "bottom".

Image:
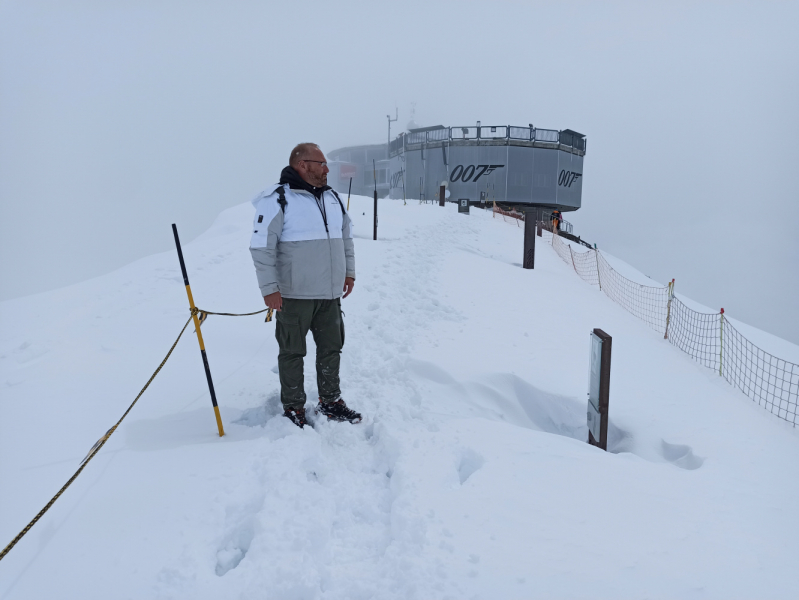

{"left": 0, "top": 314, "right": 195, "bottom": 562}
{"left": 196, "top": 307, "right": 273, "bottom": 322}
{"left": 1, "top": 303, "right": 276, "bottom": 562}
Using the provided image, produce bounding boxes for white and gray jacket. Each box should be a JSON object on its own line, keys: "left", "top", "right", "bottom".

{"left": 249, "top": 184, "right": 355, "bottom": 299}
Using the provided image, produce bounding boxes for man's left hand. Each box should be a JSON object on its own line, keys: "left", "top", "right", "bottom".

{"left": 343, "top": 277, "right": 355, "bottom": 298}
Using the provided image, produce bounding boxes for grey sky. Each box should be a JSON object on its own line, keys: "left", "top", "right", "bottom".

{"left": 1, "top": 0, "right": 797, "bottom": 344}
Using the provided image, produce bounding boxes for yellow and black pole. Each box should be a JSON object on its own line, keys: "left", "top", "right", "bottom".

{"left": 171, "top": 224, "right": 225, "bottom": 437}
{"left": 347, "top": 176, "right": 352, "bottom": 211}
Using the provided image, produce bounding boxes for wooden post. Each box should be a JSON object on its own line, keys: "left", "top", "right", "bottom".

{"left": 719, "top": 308, "right": 725, "bottom": 376}
{"left": 664, "top": 279, "right": 674, "bottom": 339}
{"left": 439, "top": 185, "right": 445, "bottom": 207}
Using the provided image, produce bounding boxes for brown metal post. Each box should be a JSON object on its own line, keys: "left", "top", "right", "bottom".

{"left": 588, "top": 328, "right": 612, "bottom": 451}
{"left": 523, "top": 212, "right": 535, "bottom": 269}
{"left": 439, "top": 185, "right": 445, "bottom": 207}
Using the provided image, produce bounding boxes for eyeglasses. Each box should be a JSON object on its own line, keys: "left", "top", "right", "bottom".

{"left": 302, "top": 160, "right": 328, "bottom": 167}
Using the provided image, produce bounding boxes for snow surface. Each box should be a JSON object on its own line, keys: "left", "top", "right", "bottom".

{"left": 1, "top": 198, "right": 798, "bottom": 599}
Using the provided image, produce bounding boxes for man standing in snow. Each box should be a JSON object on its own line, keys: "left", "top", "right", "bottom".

{"left": 249, "top": 143, "right": 360, "bottom": 428}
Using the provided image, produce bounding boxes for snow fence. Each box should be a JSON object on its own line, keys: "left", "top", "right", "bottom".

{"left": 550, "top": 231, "right": 799, "bottom": 427}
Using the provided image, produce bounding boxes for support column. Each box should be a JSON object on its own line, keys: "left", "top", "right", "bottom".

{"left": 523, "top": 209, "right": 536, "bottom": 269}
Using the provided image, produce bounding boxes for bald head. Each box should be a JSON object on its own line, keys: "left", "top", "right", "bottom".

{"left": 290, "top": 143, "right": 329, "bottom": 187}
{"left": 289, "top": 143, "right": 321, "bottom": 169}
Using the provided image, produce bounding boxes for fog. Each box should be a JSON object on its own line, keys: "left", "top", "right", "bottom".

{"left": 1, "top": 0, "right": 797, "bottom": 343}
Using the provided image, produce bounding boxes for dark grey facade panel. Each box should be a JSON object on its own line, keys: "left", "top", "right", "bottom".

{"left": 531, "top": 147, "right": 558, "bottom": 204}
{"left": 390, "top": 142, "right": 582, "bottom": 210}
{"left": 555, "top": 151, "right": 584, "bottom": 208}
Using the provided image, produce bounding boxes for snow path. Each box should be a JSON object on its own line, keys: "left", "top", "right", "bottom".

{"left": 1, "top": 197, "right": 798, "bottom": 599}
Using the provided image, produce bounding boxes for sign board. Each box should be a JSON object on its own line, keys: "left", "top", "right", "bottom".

{"left": 587, "top": 328, "right": 612, "bottom": 450}
{"left": 340, "top": 163, "right": 357, "bottom": 180}
{"left": 458, "top": 198, "right": 470, "bottom": 214}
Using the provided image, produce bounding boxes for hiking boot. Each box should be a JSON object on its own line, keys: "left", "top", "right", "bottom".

{"left": 316, "top": 398, "right": 362, "bottom": 423}
{"left": 284, "top": 406, "right": 309, "bottom": 429}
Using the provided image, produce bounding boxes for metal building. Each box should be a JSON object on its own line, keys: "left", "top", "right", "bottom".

{"left": 327, "top": 144, "right": 390, "bottom": 199}
{"left": 389, "top": 123, "right": 586, "bottom": 212}
{"left": 327, "top": 121, "right": 586, "bottom": 213}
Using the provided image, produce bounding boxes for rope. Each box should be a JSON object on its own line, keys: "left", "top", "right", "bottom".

{"left": 0, "top": 302, "right": 277, "bottom": 562}
{"left": 0, "top": 314, "right": 195, "bottom": 562}
{"left": 196, "top": 307, "right": 273, "bottom": 322}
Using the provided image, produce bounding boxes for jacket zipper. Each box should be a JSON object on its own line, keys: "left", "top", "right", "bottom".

{"left": 323, "top": 193, "right": 335, "bottom": 298}
{"left": 300, "top": 190, "right": 338, "bottom": 299}
{"left": 314, "top": 193, "right": 329, "bottom": 233}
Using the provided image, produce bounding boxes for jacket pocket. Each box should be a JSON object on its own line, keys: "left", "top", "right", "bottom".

{"left": 275, "top": 311, "right": 305, "bottom": 355}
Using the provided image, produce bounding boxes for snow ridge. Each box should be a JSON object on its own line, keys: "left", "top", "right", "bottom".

{"left": 1, "top": 198, "right": 798, "bottom": 599}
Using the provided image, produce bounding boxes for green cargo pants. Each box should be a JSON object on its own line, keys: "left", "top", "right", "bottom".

{"left": 275, "top": 298, "right": 345, "bottom": 409}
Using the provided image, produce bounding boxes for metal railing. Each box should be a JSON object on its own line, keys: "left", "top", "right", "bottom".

{"left": 389, "top": 124, "right": 586, "bottom": 155}
{"left": 535, "top": 129, "right": 559, "bottom": 143}
{"left": 557, "top": 218, "right": 573, "bottom": 235}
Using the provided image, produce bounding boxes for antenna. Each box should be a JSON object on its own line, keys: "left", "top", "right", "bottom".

{"left": 387, "top": 108, "right": 398, "bottom": 158}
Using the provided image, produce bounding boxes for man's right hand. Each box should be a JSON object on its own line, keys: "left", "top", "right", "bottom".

{"left": 264, "top": 291, "right": 282, "bottom": 311}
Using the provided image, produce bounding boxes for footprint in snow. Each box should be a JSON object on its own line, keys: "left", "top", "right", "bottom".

{"left": 458, "top": 449, "right": 484, "bottom": 485}
{"left": 661, "top": 440, "right": 705, "bottom": 470}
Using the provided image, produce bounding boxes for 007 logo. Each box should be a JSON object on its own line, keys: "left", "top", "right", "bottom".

{"left": 449, "top": 164, "right": 504, "bottom": 183}
{"left": 558, "top": 170, "right": 582, "bottom": 188}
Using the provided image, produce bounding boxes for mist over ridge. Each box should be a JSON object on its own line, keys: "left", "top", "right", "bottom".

{"left": 1, "top": 0, "right": 797, "bottom": 343}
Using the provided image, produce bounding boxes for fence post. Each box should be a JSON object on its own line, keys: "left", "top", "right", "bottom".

{"left": 439, "top": 185, "right": 445, "bottom": 207}
{"left": 719, "top": 308, "right": 725, "bottom": 376}
{"left": 664, "top": 279, "right": 674, "bottom": 339}
{"left": 568, "top": 243, "right": 577, "bottom": 272}
{"left": 595, "top": 250, "right": 602, "bottom": 291}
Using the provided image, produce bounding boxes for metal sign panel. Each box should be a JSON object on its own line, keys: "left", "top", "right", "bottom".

{"left": 458, "top": 198, "right": 470, "bottom": 214}
{"left": 587, "top": 328, "right": 612, "bottom": 450}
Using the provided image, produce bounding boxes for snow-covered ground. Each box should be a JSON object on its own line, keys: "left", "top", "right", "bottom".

{"left": 1, "top": 197, "right": 797, "bottom": 599}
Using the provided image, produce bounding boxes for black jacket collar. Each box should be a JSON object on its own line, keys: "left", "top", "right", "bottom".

{"left": 279, "top": 166, "right": 329, "bottom": 199}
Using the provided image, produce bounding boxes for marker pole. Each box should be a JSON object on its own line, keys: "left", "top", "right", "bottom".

{"left": 373, "top": 159, "right": 378, "bottom": 240}
{"left": 171, "top": 224, "right": 225, "bottom": 437}
{"left": 347, "top": 177, "right": 352, "bottom": 212}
